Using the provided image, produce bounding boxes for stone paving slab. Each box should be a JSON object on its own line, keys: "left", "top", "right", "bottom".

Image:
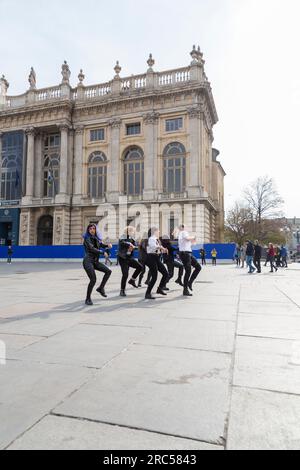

{"left": 54, "top": 344, "right": 231, "bottom": 444}
{"left": 239, "top": 301, "right": 300, "bottom": 316}
{"left": 233, "top": 336, "right": 300, "bottom": 394}
{"left": 0, "top": 333, "right": 44, "bottom": 352}
{"left": 137, "top": 318, "right": 236, "bottom": 353}
{"left": 7, "top": 415, "right": 223, "bottom": 450}
{"left": 238, "top": 313, "right": 300, "bottom": 340}
{"left": 227, "top": 387, "right": 300, "bottom": 450}
{"left": 0, "top": 360, "right": 93, "bottom": 449}
{"left": 11, "top": 323, "right": 150, "bottom": 368}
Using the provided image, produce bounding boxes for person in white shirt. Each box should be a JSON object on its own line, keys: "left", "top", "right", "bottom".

{"left": 178, "top": 225, "right": 201, "bottom": 296}
{"left": 144, "top": 227, "right": 169, "bottom": 300}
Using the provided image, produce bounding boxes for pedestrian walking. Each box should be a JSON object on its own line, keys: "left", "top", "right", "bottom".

{"left": 211, "top": 248, "right": 218, "bottom": 266}
{"left": 268, "top": 243, "right": 278, "bottom": 273}
{"left": 280, "top": 245, "right": 288, "bottom": 268}
{"left": 253, "top": 240, "right": 262, "bottom": 273}
{"left": 7, "top": 245, "right": 13, "bottom": 264}
{"left": 246, "top": 240, "right": 256, "bottom": 274}
{"left": 200, "top": 248, "right": 207, "bottom": 266}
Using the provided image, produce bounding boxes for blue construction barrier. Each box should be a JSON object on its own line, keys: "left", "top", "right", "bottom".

{"left": 0, "top": 243, "right": 236, "bottom": 260}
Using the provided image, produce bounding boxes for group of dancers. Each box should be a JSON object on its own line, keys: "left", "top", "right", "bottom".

{"left": 83, "top": 224, "right": 202, "bottom": 305}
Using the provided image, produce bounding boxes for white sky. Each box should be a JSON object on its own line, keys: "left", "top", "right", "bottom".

{"left": 0, "top": 0, "right": 299, "bottom": 217}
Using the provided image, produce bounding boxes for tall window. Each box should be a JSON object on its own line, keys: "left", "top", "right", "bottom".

{"left": 166, "top": 117, "right": 183, "bottom": 133}
{"left": 90, "top": 129, "right": 105, "bottom": 142}
{"left": 163, "top": 142, "right": 186, "bottom": 193}
{"left": 43, "top": 134, "right": 60, "bottom": 197}
{"left": 126, "top": 123, "right": 141, "bottom": 136}
{"left": 88, "top": 151, "right": 107, "bottom": 199}
{"left": 124, "top": 147, "right": 144, "bottom": 196}
{"left": 1, "top": 131, "right": 24, "bottom": 201}
{"left": 1, "top": 156, "right": 22, "bottom": 201}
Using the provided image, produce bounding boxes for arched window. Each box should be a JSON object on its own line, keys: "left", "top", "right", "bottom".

{"left": 163, "top": 142, "right": 186, "bottom": 193}
{"left": 1, "top": 155, "right": 22, "bottom": 201}
{"left": 37, "top": 215, "right": 53, "bottom": 246}
{"left": 43, "top": 154, "right": 60, "bottom": 197}
{"left": 88, "top": 151, "right": 107, "bottom": 199}
{"left": 124, "top": 147, "right": 144, "bottom": 196}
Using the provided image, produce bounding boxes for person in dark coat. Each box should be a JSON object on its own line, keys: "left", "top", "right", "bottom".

{"left": 83, "top": 224, "right": 112, "bottom": 306}
{"left": 253, "top": 240, "right": 262, "bottom": 273}
{"left": 7, "top": 245, "right": 13, "bottom": 264}
{"left": 246, "top": 240, "right": 256, "bottom": 274}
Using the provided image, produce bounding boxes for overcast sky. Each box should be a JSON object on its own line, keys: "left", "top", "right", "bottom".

{"left": 0, "top": 0, "right": 299, "bottom": 217}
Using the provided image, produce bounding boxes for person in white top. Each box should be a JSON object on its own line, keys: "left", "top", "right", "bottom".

{"left": 144, "top": 227, "right": 169, "bottom": 300}
{"left": 178, "top": 225, "right": 201, "bottom": 296}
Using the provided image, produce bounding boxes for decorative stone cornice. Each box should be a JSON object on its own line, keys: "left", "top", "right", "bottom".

{"left": 143, "top": 111, "right": 160, "bottom": 125}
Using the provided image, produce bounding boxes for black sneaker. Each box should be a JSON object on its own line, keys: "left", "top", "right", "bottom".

{"left": 175, "top": 279, "right": 184, "bottom": 287}
{"left": 128, "top": 279, "right": 138, "bottom": 289}
{"left": 183, "top": 290, "right": 193, "bottom": 297}
{"left": 145, "top": 294, "right": 156, "bottom": 300}
{"left": 120, "top": 290, "right": 127, "bottom": 297}
{"left": 85, "top": 299, "right": 93, "bottom": 306}
{"left": 157, "top": 288, "right": 167, "bottom": 296}
{"left": 96, "top": 288, "right": 107, "bottom": 298}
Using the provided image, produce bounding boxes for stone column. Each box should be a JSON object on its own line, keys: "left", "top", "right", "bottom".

{"left": 23, "top": 127, "right": 36, "bottom": 204}
{"left": 73, "top": 126, "right": 84, "bottom": 204}
{"left": 34, "top": 132, "right": 43, "bottom": 198}
{"left": 107, "top": 119, "right": 121, "bottom": 203}
{"left": 187, "top": 107, "right": 202, "bottom": 198}
{"left": 143, "top": 112, "right": 159, "bottom": 201}
{"left": 56, "top": 123, "right": 70, "bottom": 203}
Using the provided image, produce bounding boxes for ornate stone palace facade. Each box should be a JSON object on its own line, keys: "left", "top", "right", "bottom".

{"left": 0, "top": 47, "right": 225, "bottom": 246}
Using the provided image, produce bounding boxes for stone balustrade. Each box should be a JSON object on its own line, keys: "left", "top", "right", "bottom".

{"left": 1, "top": 64, "right": 205, "bottom": 110}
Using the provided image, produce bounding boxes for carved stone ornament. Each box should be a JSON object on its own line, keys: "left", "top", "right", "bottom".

{"left": 28, "top": 67, "right": 37, "bottom": 89}
{"left": 108, "top": 118, "right": 122, "bottom": 129}
{"left": 25, "top": 127, "right": 36, "bottom": 136}
{"left": 61, "top": 60, "right": 71, "bottom": 84}
{"left": 74, "top": 125, "right": 84, "bottom": 135}
{"left": 78, "top": 69, "right": 85, "bottom": 86}
{"left": 0, "top": 75, "right": 9, "bottom": 95}
{"left": 187, "top": 106, "right": 202, "bottom": 119}
{"left": 114, "top": 61, "right": 121, "bottom": 78}
{"left": 143, "top": 111, "right": 160, "bottom": 125}
{"left": 147, "top": 53, "right": 155, "bottom": 72}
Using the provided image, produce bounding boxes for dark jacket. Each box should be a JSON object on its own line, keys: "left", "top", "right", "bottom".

{"left": 118, "top": 235, "right": 137, "bottom": 260}
{"left": 138, "top": 239, "right": 148, "bottom": 262}
{"left": 161, "top": 239, "right": 178, "bottom": 263}
{"left": 254, "top": 244, "right": 262, "bottom": 259}
{"left": 246, "top": 242, "right": 254, "bottom": 256}
{"left": 83, "top": 235, "right": 108, "bottom": 262}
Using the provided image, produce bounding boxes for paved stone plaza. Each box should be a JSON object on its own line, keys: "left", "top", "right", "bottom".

{"left": 0, "top": 261, "right": 300, "bottom": 450}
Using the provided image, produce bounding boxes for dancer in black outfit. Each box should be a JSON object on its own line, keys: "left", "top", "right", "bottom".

{"left": 83, "top": 224, "right": 112, "bottom": 306}
{"left": 144, "top": 227, "right": 169, "bottom": 300}
{"left": 178, "top": 225, "right": 201, "bottom": 296}
{"left": 118, "top": 227, "right": 143, "bottom": 297}
{"left": 138, "top": 234, "right": 148, "bottom": 287}
{"left": 161, "top": 236, "right": 184, "bottom": 288}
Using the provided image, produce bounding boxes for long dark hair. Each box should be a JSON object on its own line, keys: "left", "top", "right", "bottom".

{"left": 83, "top": 224, "right": 100, "bottom": 241}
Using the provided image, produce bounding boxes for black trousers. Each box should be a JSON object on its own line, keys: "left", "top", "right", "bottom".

{"left": 253, "top": 257, "right": 261, "bottom": 273}
{"left": 165, "top": 258, "right": 184, "bottom": 283}
{"left": 145, "top": 254, "right": 169, "bottom": 295}
{"left": 270, "top": 256, "right": 278, "bottom": 272}
{"left": 179, "top": 252, "right": 201, "bottom": 289}
{"left": 118, "top": 257, "right": 143, "bottom": 290}
{"left": 201, "top": 257, "right": 206, "bottom": 266}
{"left": 83, "top": 258, "right": 112, "bottom": 300}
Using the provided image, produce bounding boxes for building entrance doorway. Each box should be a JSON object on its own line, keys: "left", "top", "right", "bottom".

{"left": 37, "top": 215, "right": 53, "bottom": 246}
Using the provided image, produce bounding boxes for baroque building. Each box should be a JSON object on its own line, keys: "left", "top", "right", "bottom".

{"left": 0, "top": 47, "right": 225, "bottom": 246}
